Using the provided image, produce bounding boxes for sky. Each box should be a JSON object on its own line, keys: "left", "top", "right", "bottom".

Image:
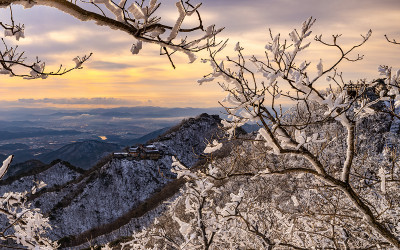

{"left": 0, "top": 0, "right": 400, "bottom": 109}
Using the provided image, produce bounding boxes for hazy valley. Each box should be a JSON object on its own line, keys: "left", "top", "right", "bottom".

{"left": 0, "top": 106, "right": 226, "bottom": 166}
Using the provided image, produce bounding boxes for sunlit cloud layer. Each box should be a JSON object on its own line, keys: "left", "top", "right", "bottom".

{"left": 0, "top": 0, "right": 399, "bottom": 109}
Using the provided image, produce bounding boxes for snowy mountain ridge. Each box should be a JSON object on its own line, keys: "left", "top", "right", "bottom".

{"left": 0, "top": 113, "right": 223, "bottom": 248}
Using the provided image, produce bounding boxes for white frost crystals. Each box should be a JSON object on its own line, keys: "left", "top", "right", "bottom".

{"left": 171, "top": 156, "right": 197, "bottom": 179}
{"left": 4, "top": 25, "right": 25, "bottom": 41}
{"left": 26, "top": 62, "right": 47, "bottom": 80}
{"left": 172, "top": 214, "right": 193, "bottom": 241}
{"left": 291, "top": 195, "right": 299, "bottom": 207}
{"left": 0, "top": 155, "right": 56, "bottom": 249}
{"left": 204, "top": 140, "right": 223, "bottom": 154}
{"left": 0, "top": 155, "right": 13, "bottom": 180}
{"left": 378, "top": 167, "right": 386, "bottom": 194}
{"left": 257, "top": 128, "right": 280, "bottom": 154}
{"left": 217, "top": 189, "right": 244, "bottom": 217}
{"left": 234, "top": 42, "right": 243, "bottom": 52}
{"left": 316, "top": 59, "right": 323, "bottom": 77}
{"left": 1, "top": 188, "right": 57, "bottom": 249}
{"left": 167, "top": 1, "right": 185, "bottom": 41}
{"left": 130, "top": 40, "right": 143, "bottom": 55}
{"left": 0, "top": 0, "right": 221, "bottom": 79}
{"left": 128, "top": 2, "right": 146, "bottom": 20}
{"left": 173, "top": 16, "right": 400, "bottom": 248}
{"left": 121, "top": 0, "right": 222, "bottom": 64}
{"left": 378, "top": 66, "right": 400, "bottom": 108}
{"left": 294, "top": 130, "right": 326, "bottom": 150}
{"left": 72, "top": 55, "right": 88, "bottom": 69}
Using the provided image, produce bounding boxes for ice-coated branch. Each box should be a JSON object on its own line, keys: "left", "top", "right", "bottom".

{"left": 0, "top": 39, "right": 92, "bottom": 79}
{"left": 0, "top": 4, "right": 94, "bottom": 78}
{"left": 0, "top": 155, "right": 13, "bottom": 180}
{"left": 341, "top": 120, "right": 355, "bottom": 183}
{"left": 0, "top": 0, "right": 223, "bottom": 68}
{"left": 0, "top": 155, "right": 56, "bottom": 248}
{"left": 196, "top": 17, "right": 400, "bottom": 248}
{"left": 0, "top": 186, "right": 58, "bottom": 249}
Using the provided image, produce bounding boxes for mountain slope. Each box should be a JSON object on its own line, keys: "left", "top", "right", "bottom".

{"left": 38, "top": 140, "right": 123, "bottom": 169}
{"left": 129, "top": 127, "right": 170, "bottom": 145}
{"left": 0, "top": 113, "right": 224, "bottom": 247}
{"left": 2, "top": 159, "right": 46, "bottom": 179}
{"left": 150, "top": 113, "right": 222, "bottom": 166}
{"left": 0, "top": 160, "right": 84, "bottom": 193}
{"left": 58, "top": 114, "right": 225, "bottom": 247}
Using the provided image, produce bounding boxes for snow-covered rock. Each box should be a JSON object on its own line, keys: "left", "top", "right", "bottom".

{"left": 0, "top": 161, "right": 82, "bottom": 195}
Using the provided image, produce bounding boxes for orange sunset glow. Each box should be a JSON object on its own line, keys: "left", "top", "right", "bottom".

{"left": 0, "top": 0, "right": 400, "bottom": 109}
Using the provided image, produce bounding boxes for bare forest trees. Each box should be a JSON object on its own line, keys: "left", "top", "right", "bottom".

{"left": 201, "top": 17, "right": 400, "bottom": 247}
{"left": 126, "top": 18, "right": 400, "bottom": 249}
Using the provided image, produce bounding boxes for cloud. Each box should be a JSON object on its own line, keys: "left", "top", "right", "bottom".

{"left": 139, "top": 116, "right": 190, "bottom": 122}
{"left": 60, "top": 114, "right": 96, "bottom": 120}
{"left": 87, "top": 61, "right": 132, "bottom": 70}
{"left": 2, "top": 0, "right": 400, "bottom": 110}
{"left": 111, "top": 117, "right": 133, "bottom": 121}
{"left": 140, "top": 67, "right": 166, "bottom": 73}
{"left": 18, "top": 97, "right": 135, "bottom": 105}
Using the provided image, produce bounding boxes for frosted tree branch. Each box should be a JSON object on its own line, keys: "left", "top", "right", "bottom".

{"left": 195, "top": 17, "right": 400, "bottom": 248}
{"left": 0, "top": 0, "right": 223, "bottom": 71}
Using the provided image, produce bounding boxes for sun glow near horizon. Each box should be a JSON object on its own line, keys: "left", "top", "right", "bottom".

{"left": 0, "top": 1, "right": 400, "bottom": 109}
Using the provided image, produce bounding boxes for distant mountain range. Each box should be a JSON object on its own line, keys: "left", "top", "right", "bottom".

{"left": 0, "top": 147, "right": 52, "bottom": 166}
{"left": 0, "top": 125, "right": 173, "bottom": 173}
{"left": 0, "top": 106, "right": 225, "bottom": 121}
{"left": 36, "top": 140, "right": 123, "bottom": 170}
{"left": 108, "top": 127, "right": 171, "bottom": 146}
{"left": 0, "top": 107, "right": 256, "bottom": 174}
{"left": 0, "top": 107, "right": 226, "bottom": 166}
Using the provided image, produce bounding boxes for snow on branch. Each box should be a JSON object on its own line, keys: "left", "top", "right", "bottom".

{"left": 0, "top": 155, "right": 13, "bottom": 180}
{"left": 204, "top": 139, "right": 223, "bottom": 154}
{"left": 0, "top": 0, "right": 223, "bottom": 69}
{"left": 0, "top": 5, "right": 93, "bottom": 79}
{"left": 195, "top": 17, "right": 400, "bottom": 248}
{"left": 0, "top": 181, "right": 57, "bottom": 249}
